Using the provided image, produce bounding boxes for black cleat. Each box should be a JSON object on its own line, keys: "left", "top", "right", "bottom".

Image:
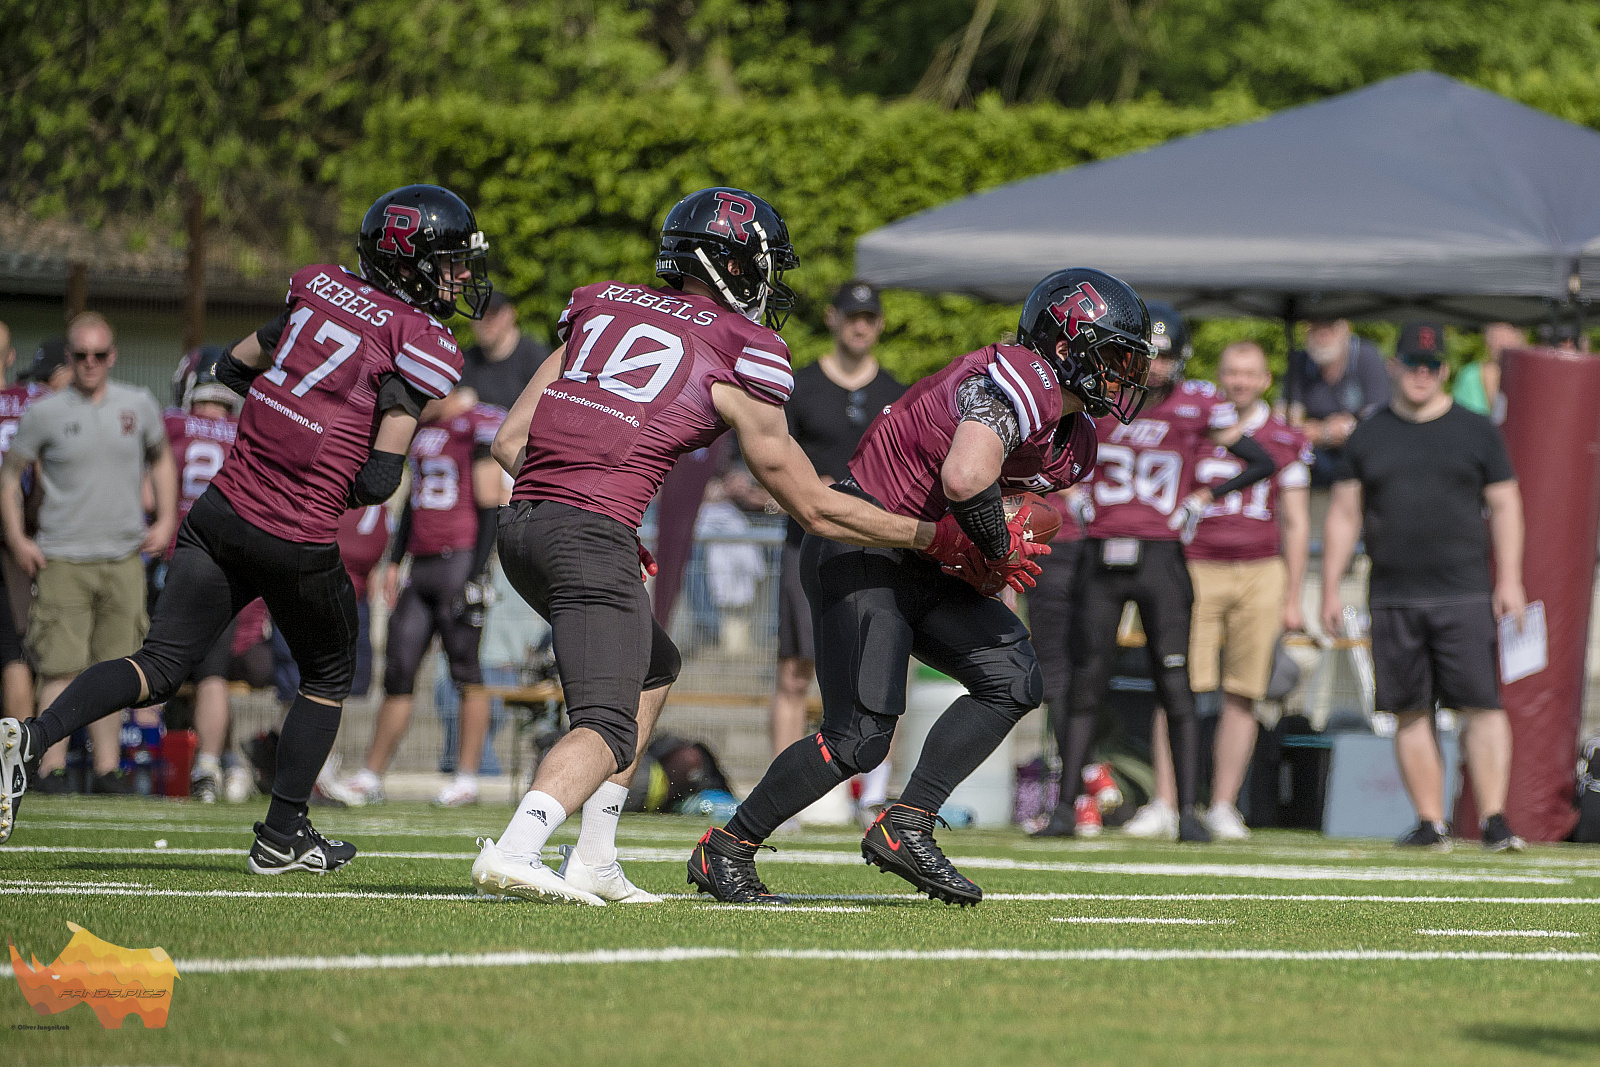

{"left": 35, "top": 769, "right": 73, "bottom": 795}
{"left": 190, "top": 772, "right": 219, "bottom": 804}
{"left": 243, "top": 730, "right": 278, "bottom": 796}
{"left": 687, "top": 827, "right": 787, "bottom": 903}
{"left": 1396, "top": 819, "right": 1453, "bottom": 851}
{"left": 1177, "top": 807, "right": 1212, "bottom": 843}
{"left": 0, "top": 717, "right": 38, "bottom": 844}
{"left": 247, "top": 819, "right": 357, "bottom": 875}
{"left": 862, "top": 804, "right": 981, "bottom": 906}
{"left": 1481, "top": 813, "right": 1527, "bottom": 853}
{"left": 91, "top": 769, "right": 137, "bottom": 795}
{"left": 1029, "top": 805, "right": 1076, "bottom": 838}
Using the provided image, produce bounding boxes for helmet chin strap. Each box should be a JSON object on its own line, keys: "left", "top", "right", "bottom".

{"left": 692, "top": 223, "right": 774, "bottom": 324}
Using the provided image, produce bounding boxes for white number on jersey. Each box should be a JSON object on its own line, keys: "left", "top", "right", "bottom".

{"left": 563, "top": 315, "right": 684, "bottom": 404}
{"left": 1093, "top": 444, "right": 1183, "bottom": 515}
{"left": 182, "top": 440, "right": 227, "bottom": 502}
{"left": 262, "top": 307, "right": 363, "bottom": 397}
{"left": 414, "top": 456, "right": 460, "bottom": 511}
{"left": 1195, "top": 456, "right": 1272, "bottom": 521}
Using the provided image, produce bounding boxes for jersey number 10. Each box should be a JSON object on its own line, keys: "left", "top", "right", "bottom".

{"left": 565, "top": 315, "right": 684, "bottom": 404}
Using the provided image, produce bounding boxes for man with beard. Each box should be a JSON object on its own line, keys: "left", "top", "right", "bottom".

{"left": 1283, "top": 318, "right": 1389, "bottom": 486}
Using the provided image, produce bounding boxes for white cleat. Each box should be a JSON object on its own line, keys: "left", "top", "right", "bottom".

{"left": 1206, "top": 802, "right": 1251, "bottom": 841}
{"left": 471, "top": 838, "right": 605, "bottom": 906}
{"left": 1121, "top": 799, "right": 1179, "bottom": 840}
{"left": 556, "top": 844, "right": 661, "bottom": 903}
{"left": 223, "top": 765, "right": 254, "bottom": 804}
{"left": 1, "top": 717, "right": 30, "bottom": 844}
{"left": 321, "top": 770, "right": 385, "bottom": 808}
{"left": 433, "top": 778, "right": 480, "bottom": 808}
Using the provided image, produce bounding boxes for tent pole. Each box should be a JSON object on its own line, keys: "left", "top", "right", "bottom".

{"left": 1280, "top": 297, "right": 1298, "bottom": 422}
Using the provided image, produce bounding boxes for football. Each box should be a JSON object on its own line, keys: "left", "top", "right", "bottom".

{"left": 1004, "top": 491, "right": 1063, "bottom": 545}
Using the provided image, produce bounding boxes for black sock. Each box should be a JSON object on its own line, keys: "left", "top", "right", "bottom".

{"left": 899, "top": 696, "right": 1018, "bottom": 814}
{"left": 1169, "top": 711, "right": 1199, "bottom": 811}
{"left": 35, "top": 659, "right": 145, "bottom": 749}
{"left": 265, "top": 694, "right": 342, "bottom": 834}
{"left": 723, "top": 732, "right": 845, "bottom": 844}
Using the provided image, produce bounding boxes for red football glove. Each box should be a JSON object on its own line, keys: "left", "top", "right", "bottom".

{"left": 924, "top": 504, "right": 1051, "bottom": 596}
{"left": 637, "top": 542, "right": 658, "bottom": 582}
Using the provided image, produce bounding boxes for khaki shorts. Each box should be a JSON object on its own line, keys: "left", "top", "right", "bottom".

{"left": 29, "top": 554, "right": 149, "bottom": 678}
{"left": 1187, "top": 557, "right": 1286, "bottom": 702}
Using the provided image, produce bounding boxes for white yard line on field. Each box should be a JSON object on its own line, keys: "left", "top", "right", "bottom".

{"left": 172, "top": 946, "right": 1600, "bottom": 974}
{"left": 692, "top": 905, "right": 870, "bottom": 913}
{"left": 1051, "top": 917, "right": 1232, "bottom": 925}
{"left": 7, "top": 886, "right": 487, "bottom": 902}
{"left": 1415, "top": 929, "right": 1584, "bottom": 938}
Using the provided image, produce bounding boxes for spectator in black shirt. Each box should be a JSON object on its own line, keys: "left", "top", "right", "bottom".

{"left": 1283, "top": 318, "right": 1391, "bottom": 485}
{"left": 461, "top": 292, "right": 551, "bottom": 411}
{"left": 1321, "top": 321, "right": 1526, "bottom": 852}
{"left": 772, "top": 281, "right": 905, "bottom": 823}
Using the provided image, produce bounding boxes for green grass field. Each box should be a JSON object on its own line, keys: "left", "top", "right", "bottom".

{"left": 4, "top": 796, "right": 1599, "bottom": 1066}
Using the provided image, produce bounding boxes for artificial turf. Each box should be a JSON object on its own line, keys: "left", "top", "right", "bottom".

{"left": 4, "top": 797, "right": 1598, "bottom": 1066}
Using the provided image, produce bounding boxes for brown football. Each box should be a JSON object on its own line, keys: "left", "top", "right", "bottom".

{"left": 1003, "top": 491, "right": 1063, "bottom": 545}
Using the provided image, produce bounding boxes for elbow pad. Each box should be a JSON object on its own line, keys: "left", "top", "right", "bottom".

{"left": 949, "top": 481, "right": 1009, "bottom": 561}
{"left": 348, "top": 451, "right": 406, "bottom": 507}
{"left": 1213, "top": 434, "right": 1277, "bottom": 498}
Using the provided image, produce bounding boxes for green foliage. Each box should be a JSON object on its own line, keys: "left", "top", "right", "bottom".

{"left": 341, "top": 89, "right": 1262, "bottom": 378}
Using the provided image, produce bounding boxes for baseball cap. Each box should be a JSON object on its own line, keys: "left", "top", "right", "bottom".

{"left": 27, "top": 338, "right": 67, "bottom": 382}
{"left": 1396, "top": 321, "right": 1445, "bottom": 367}
{"left": 830, "top": 281, "right": 882, "bottom": 318}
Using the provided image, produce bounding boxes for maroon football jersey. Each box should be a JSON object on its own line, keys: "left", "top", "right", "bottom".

{"left": 1187, "top": 404, "right": 1312, "bottom": 562}
{"left": 848, "top": 344, "right": 1096, "bottom": 522}
{"left": 339, "top": 503, "right": 393, "bottom": 600}
{"left": 513, "top": 281, "right": 793, "bottom": 527}
{"left": 1085, "top": 379, "right": 1237, "bottom": 541}
{"left": 406, "top": 403, "right": 505, "bottom": 557}
{"left": 211, "top": 264, "right": 464, "bottom": 543}
{"left": 0, "top": 382, "right": 46, "bottom": 465}
{"left": 163, "top": 408, "right": 238, "bottom": 557}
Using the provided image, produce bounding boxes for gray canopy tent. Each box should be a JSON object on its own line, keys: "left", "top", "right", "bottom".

{"left": 855, "top": 71, "right": 1600, "bottom": 328}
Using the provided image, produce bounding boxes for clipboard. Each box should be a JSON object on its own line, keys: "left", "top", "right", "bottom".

{"left": 1498, "top": 601, "right": 1547, "bottom": 685}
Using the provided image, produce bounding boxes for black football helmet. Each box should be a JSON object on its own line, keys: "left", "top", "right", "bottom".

{"left": 173, "top": 345, "right": 240, "bottom": 412}
{"left": 655, "top": 187, "right": 800, "bottom": 330}
{"left": 1144, "top": 300, "right": 1191, "bottom": 388}
{"left": 1018, "top": 268, "right": 1155, "bottom": 423}
{"left": 358, "top": 184, "right": 492, "bottom": 320}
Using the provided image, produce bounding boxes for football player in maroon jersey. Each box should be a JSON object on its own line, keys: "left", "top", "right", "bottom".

{"left": 328, "top": 389, "right": 506, "bottom": 809}
{"left": 471, "top": 188, "right": 1015, "bottom": 905}
{"left": 158, "top": 348, "right": 244, "bottom": 803}
{"left": 0, "top": 185, "right": 491, "bottom": 861}
{"left": 692, "top": 267, "right": 1152, "bottom": 906}
{"left": 1039, "top": 304, "right": 1278, "bottom": 844}
{"left": 0, "top": 334, "right": 50, "bottom": 720}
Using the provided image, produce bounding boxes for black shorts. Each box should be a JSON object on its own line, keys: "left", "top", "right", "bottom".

{"left": 1025, "top": 539, "right": 1083, "bottom": 707}
{"left": 497, "top": 500, "right": 681, "bottom": 771}
{"left": 384, "top": 551, "right": 483, "bottom": 696}
{"left": 134, "top": 487, "right": 360, "bottom": 703}
{"left": 148, "top": 558, "right": 238, "bottom": 684}
{"left": 776, "top": 543, "right": 814, "bottom": 661}
{"left": 1370, "top": 597, "right": 1500, "bottom": 712}
{"left": 1068, "top": 538, "right": 1196, "bottom": 720}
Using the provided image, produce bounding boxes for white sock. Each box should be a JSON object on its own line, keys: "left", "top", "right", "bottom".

{"left": 859, "top": 763, "right": 891, "bottom": 808}
{"left": 453, "top": 771, "right": 478, "bottom": 789}
{"left": 576, "top": 781, "right": 628, "bottom": 867}
{"left": 192, "top": 753, "right": 222, "bottom": 780}
{"left": 498, "top": 790, "right": 567, "bottom": 859}
{"left": 352, "top": 768, "right": 381, "bottom": 789}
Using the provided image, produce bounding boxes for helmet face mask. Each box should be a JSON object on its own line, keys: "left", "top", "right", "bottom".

{"left": 656, "top": 188, "right": 800, "bottom": 330}
{"left": 358, "top": 185, "right": 492, "bottom": 320}
{"left": 1019, "top": 268, "right": 1156, "bottom": 424}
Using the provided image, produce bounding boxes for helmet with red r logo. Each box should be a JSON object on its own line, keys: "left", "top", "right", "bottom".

{"left": 357, "top": 184, "right": 492, "bottom": 320}
{"left": 1017, "top": 267, "right": 1155, "bottom": 423}
{"left": 655, "top": 187, "right": 800, "bottom": 330}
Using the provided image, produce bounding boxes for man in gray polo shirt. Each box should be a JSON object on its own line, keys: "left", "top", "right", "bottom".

{"left": 1, "top": 312, "right": 175, "bottom": 793}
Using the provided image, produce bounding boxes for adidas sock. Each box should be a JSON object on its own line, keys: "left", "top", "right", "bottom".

{"left": 576, "top": 781, "right": 627, "bottom": 867}
{"left": 858, "top": 762, "right": 890, "bottom": 808}
{"left": 499, "top": 790, "right": 566, "bottom": 858}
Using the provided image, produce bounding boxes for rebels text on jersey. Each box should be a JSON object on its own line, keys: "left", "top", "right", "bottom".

{"left": 211, "top": 264, "right": 464, "bottom": 543}
{"left": 849, "top": 344, "right": 1097, "bottom": 521}
{"left": 1187, "top": 404, "right": 1311, "bottom": 563}
{"left": 407, "top": 402, "right": 505, "bottom": 557}
{"left": 163, "top": 408, "right": 238, "bottom": 557}
{"left": 1085, "top": 379, "right": 1237, "bottom": 541}
{"left": 513, "top": 281, "right": 793, "bottom": 527}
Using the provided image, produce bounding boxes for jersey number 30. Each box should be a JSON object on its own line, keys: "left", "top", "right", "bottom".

{"left": 1093, "top": 444, "right": 1183, "bottom": 515}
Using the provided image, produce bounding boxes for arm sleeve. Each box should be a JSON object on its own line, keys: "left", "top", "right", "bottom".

{"left": 469, "top": 507, "right": 498, "bottom": 577}
{"left": 387, "top": 500, "right": 414, "bottom": 564}
{"left": 256, "top": 309, "right": 292, "bottom": 354}
{"left": 955, "top": 375, "right": 1022, "bottom": 455}
{"left": 375, "top": 372, "right": 429, "bottom": 420}
{"left": 1211, "top": 434, "right": 1277, "bottom": 498}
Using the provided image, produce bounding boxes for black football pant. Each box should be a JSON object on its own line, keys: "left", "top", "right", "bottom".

{"left": 1025, "top": 540, "right": 1083, "bottom": 773}
{"left": 1060, "top": 538, "right": 1201, "bottom": 814}
{"left": 497, "top": 500, "right": 681, "bottom": 773}
{"left": 383, "top": 551, "right": 484, "bottom": 696}
{"left": 723, "top": 525, "right": 1043, "bottom": 844}
{"left": 32, "top": 487, "right": 358, "bottom": 831}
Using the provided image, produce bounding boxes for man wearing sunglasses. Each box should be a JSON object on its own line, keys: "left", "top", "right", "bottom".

{"left": 1322, "top": 321, "right": 1527, "bottom": 852}
{"left": 1, "top": 312, "right": 176, "bottom": 795}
